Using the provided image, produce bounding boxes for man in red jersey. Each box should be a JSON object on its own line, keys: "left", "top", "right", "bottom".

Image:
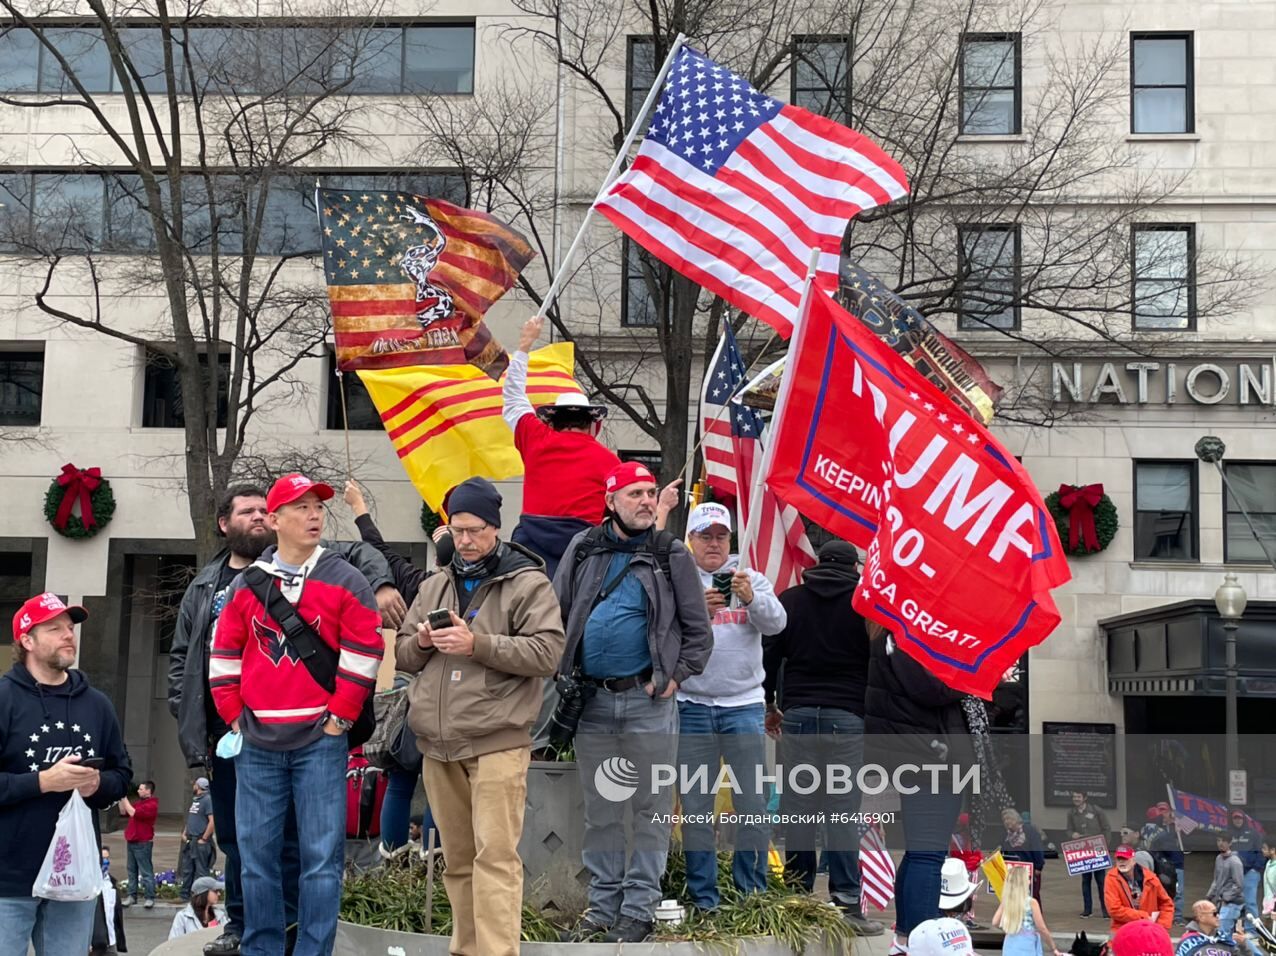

{"left": 210, "top": 473, "right": 383, "bottom": 956}
{"left": 502, "top": 316, "right": 621, "bottom": 577}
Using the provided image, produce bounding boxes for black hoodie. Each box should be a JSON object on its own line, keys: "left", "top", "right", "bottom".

{"left": 0, "top": 664, "right": 132, "bottom": 897}
{"left": 762, "top": 561, "right": 870, "bottom": 714}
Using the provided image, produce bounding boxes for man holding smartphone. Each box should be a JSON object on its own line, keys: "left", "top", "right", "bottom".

{"left": 0, "top": 593, "right": 132, "bottom": 956}
{"left": 675, "top": 502, "right": 787, "bottom": 912}
{"left": 396, "top": 476, "right": 565, "bottom": 956}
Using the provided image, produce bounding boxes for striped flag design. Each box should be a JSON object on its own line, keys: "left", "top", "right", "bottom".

{"left": 858, "top": 821, "right": 896, "bottom": 911}
{"left": 700, "top": 323, "right": 814, "bottom": 594}
{"left": 357, "top": 343, "right": 581, "bottom": 510}
{"left": 594, "top": 46, "right": 908, "bottom": 337}
{"left": 319, "top": 189, "right": 534, "bottom": 379}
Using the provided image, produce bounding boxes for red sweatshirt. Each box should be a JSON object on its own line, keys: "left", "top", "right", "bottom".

{"left": 124, "top": 796, "right": 158, "bottom": 843}
{"left": 210, "top": 546, "right": 383, "bottom": 751}
{"left": 514, "top": 416, "right": 620, "bottom": 522}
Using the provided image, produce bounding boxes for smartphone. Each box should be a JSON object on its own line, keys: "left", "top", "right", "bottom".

{"left": 427, "top": 608, "right": 453, "bottom": 630}
{"left": 711, "top": 572, "right": 734, "bottom": 598}
{"left": 79, "top": 757, "right": 106, "bottom": 769}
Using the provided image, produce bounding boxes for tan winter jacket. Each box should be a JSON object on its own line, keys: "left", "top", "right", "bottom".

{"left": 395, "top": 543, "right": 565, "bottom": 762}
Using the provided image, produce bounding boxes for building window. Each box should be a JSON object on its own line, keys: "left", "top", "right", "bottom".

{"left": 1133, "top": 460, "right": 1197, "bottom": 561}
{"left": 0, "top": 170, "right": 466, "bottom": 257}
{"left": 1132, "top": 225, "right": 1194, "bottom": 330}
{"left": 0, "top": 22, "right": 475, "bottom": 96}
{"left": 957, "top": 225, "right": 1019, "bottom": 330}
{"left": 1131, "top": 33, "right": 1193, "bottom": 133}
{"left": 0, "top": 348, "right": 44, "bottom": 425}
{"left": 959, "top": 34, "right": 1020, "bottom": 135}
{"left": 791, "top": 36, "right": 850, "bottom": 125}
{"left": 142, "top": 347, "right": 230, "bottom": 428}
{"left": 618, "top": 449, "right": 662, "bottom": 475}
{"left": 626, "top": 37, "right": 657, "bottom": 129}
{"left": 621, "top": 238, "right": 665, "bottom": 327}
{"left": 1223, "top": 463, "right": 1276, "bottom": 564}
{"left": 326, "top": 350, "right": 382, "bottom": 430}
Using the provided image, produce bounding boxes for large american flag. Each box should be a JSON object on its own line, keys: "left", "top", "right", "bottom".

{"left": 595, "top": 45, "right": 908, "bottom": 337}
{"left": 700, "top": 322, "right": 814, "bottom": 593}
{"left": 858, "top": 821, "right": 897, "bottom": 911}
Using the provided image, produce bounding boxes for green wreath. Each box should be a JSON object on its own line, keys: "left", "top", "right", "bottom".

{"left": 1045, "top": 489, "right": 1118, "bottom": 556}
{"left": 420, "top": 503, "right": 442, "bottom": 537}
{"left": 44, "top": 471, "right": 116, "bottom": 539}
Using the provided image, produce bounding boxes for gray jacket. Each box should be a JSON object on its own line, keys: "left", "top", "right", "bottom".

{"left": 553, "top": 523, "right": 712, "bottom": 690}
{"left": 167, "top": 541, "right": 393, "bottom": 766}
{"left": 1208, "top": 851, "right": 1245, "bottom": 904}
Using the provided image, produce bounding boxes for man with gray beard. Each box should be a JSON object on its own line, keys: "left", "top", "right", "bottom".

{"left": 167, "top": 484, "right": 402, "bottom": 956}
{"left": 553, "top": 461, "right": 712, "bottom": 943}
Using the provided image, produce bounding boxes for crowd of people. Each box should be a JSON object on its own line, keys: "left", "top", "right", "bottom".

{"left": 3, "top": 316, "right": 1275, "bottom": 956}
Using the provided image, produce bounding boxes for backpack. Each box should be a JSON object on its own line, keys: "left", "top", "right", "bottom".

{"left": 572, "top": 526, "right": 676, "bottom": 579}
{"left": 1153, "top": 852, "right": 1178, "bottom": 900}
{"left": 363, "top": 687, "right": 412, "bottom": 772}
{"left": 345, "top": 749, "right": 388, "bottom": 839}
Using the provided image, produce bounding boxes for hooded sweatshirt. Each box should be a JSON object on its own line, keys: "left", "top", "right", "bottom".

{"left": 762, "top": 559, "right": 871, "bottom": 714}
{"left": 0, "top": 664, "right": 132, "bottom": 897}
{"left": 677, "top": 555, "right": 787, "bottom": 708}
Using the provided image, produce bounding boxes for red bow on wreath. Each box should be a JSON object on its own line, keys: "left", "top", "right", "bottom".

{"left": 1058, "top": 483, "right": 1104, "bottom": 553}
{"left": 54, "top": 464, "right": 103, "bottom": 531}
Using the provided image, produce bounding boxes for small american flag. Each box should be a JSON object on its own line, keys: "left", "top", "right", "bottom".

{"left": 700, "top": 323, "right": 814, "bottom": 593}
{"left": 595, "top": 45, "right": 908, "bottom": 337}
{"left": 858, "top": 821, "right": 896, "bottom": 911}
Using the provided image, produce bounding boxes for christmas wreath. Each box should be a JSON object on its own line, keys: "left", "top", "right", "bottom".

{"left": 44, "top": 464, "right": 116, "bottom": 539}
{"left": 1045, "top": 483, "right": 1118, "bottom": 556}
{"left": 420, "top": 503, "right": 442, "bottom": 537}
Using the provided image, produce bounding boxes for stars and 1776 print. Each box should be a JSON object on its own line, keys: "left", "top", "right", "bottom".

{"left": 25, "top": 721, "right": 94, "bottom": 772}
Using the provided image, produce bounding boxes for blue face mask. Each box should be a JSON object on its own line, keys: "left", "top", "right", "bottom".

{"left": 215, "top": 730, "right": 243, "bottom": 760}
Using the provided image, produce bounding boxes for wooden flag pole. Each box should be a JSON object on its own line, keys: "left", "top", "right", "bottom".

{"left": 535, "top": 33, "right": 687, "bottom": 323}
{"left": 335, "top": 370, "right": 354, "bottom": 479}
{"left": 738, "top": 248, "right": 821, "bottom": 573}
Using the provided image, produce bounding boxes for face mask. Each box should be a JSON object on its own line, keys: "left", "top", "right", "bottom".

{"left": 215, "top": 730, "right": 243, "bottom": 760}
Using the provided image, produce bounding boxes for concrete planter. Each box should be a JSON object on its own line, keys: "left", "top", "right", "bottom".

{"left": 520, "top": 760, "right": 589, "bottom": 916}
{"left": 334, "top": 921, "right": 851, "bottom": 955}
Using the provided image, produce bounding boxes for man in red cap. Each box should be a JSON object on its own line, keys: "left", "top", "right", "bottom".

{"left": 1105, "top": 843, "right": 1174, "bottom": 934}
{"left": 502, "top": 316, "right": 621, "bottom": 576}
{"left": 210, "top": 474, "right": 384, "bottom": 956}
{"left": 553, "top": 460, "right": 712, "bottom": 943}
{"left": 0, "top": 593, "right": 132, "bottom": 955}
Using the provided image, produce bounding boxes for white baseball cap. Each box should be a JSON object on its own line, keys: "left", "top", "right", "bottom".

{"left": 908, "top": 918, "right": 975, "bottom": 956}
{"left": 687, "top": 502, "right": 732, "bottom": 535}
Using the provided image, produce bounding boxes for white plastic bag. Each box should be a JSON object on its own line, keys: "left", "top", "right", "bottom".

{"left": 32, "top": 791, "right": 102, "bottom": 901}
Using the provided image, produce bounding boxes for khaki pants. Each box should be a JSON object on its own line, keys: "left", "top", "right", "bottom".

{"left": 423, "top": 747, "right": 530, "bottom": 956}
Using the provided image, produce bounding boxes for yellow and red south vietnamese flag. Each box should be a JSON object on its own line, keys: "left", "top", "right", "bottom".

{"left": 358, "top": 343, "right": 582, "bottom": 511}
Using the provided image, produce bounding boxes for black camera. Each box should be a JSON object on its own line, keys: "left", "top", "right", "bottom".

{"left": 547, "top": 671, "right": 596, "bottom": 752}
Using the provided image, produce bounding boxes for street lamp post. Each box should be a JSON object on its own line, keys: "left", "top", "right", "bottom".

{"left": 1214, "top": 572, "right": 1248, "bottom": 782}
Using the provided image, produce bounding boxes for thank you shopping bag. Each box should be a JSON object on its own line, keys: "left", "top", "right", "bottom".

{"left": 32, "top": 791, "right": 102, "bottom": 901}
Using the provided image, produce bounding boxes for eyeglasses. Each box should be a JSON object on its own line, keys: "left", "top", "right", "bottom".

{"left": 447, "top": 524, "right": 490, "bottom": 540}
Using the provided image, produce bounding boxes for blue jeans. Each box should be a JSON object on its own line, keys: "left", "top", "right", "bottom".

{"left": 126, "top": 840, "right": 155, "bottom": 901}
{"left": 238, "top": 731, "right": 348, "bottom": 956}
{"left": 676, "top": 701, "right": 769, "bottom": 909}
{"left": 1080, "top": 868, "right": 1107, "bottom": 916}
{"left": 894, "top": 787, "right": 962, "bottom": 935}
{"left": 778, "top": 706, "right": 864, "bottom": 906}
{"left": 576, "top": 685, "right": 679, "bottom": 923}
{"left": 0, "top": 897, "right": 97, "bottom": 956}
{"left": 379, "top": 767, "right": 440, "bottom": 851}
{"left": 212, "top": 748, "right": 300, "bottom": 938}
{"left": 1176, "top": 866, "right": 1186, "bottom": 919}
{"left": 1246, "top": 868, "right": 1262, "bottom": 919}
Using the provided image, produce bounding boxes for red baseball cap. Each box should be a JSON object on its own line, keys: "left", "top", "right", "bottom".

{"left": 1114, "top": 844, "right": 1135, "bottom": 860}
{"left": 605, "top": 461, "right": 656, "bottom": 493}
{"left": 266, "top": 473, "right": 334, "bottom": 513}
{"left": 1110, "top": 919, "right": 1173, "bottom": 956}
{"left": 12, "top": 592, "right": 88, "bottom": 643}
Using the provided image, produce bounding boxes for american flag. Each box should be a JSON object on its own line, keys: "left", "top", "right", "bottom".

{"left": 858, "top": 821, "right": 897, "bottom": 911}
{"left": 595, "top": 45, "right": 908, "bottom": 337}
{"left": 700, "top": 322, "right": 814, "bottom": 593}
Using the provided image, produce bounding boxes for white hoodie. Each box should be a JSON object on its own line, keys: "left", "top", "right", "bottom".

{"left": 676, "top": 555, "right": 787, "bottom": 708}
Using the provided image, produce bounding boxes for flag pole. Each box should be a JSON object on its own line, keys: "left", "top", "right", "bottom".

{"left": 738, "top": 248, "right": 821, "bottom": 573}
{"left": 535, "top": 33, "right": 687, "bottom": 322}
{"left": 1166, "top": 782, "right": 1186, "bottom": 853}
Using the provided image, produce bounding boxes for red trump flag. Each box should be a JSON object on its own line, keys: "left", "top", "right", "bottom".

{"left": 766, "top": 292, "right": 1071, "bottom": 697}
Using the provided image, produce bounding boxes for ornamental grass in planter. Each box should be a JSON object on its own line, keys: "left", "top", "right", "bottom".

{"left": 340, "top": 850, "right": 855, "bottom": 952}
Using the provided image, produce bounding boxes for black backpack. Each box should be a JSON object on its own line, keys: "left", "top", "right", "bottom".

{"left": 1153, "top": 852, "right": 1178, "bottom": 899}
{"left": 571, "top": 526, "right": 676, "bottom": 578}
